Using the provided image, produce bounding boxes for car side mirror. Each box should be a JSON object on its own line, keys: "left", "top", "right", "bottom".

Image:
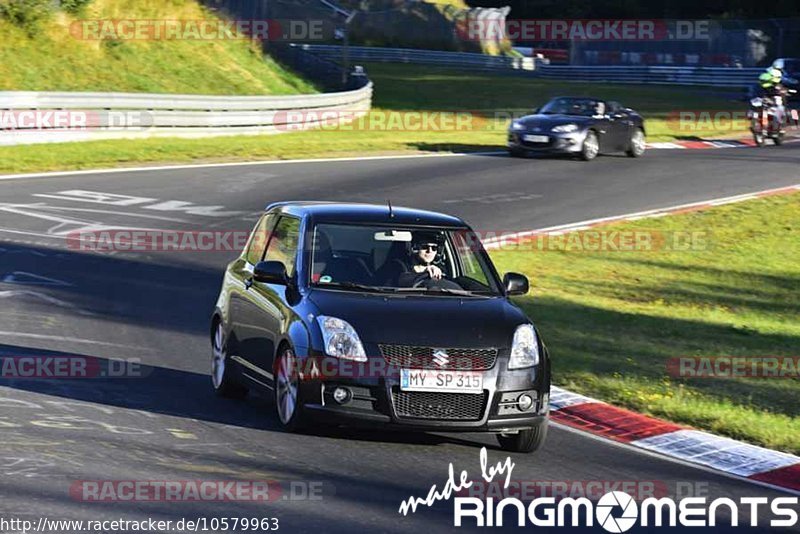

{"left": 253, "top": 260, "right": 288, "bottom": 285}
{"left": 503, "top": 272, "right": 529, "bottom": 296}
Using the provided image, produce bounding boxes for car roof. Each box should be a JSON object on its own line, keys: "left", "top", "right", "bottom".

{"left": 550, "top": 95, "right": 605, "bottom": 102}
{"left": 264, "top": 201, "right": 467, "bottom": 228}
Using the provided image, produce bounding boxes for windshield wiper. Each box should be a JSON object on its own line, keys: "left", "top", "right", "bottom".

{"left": 313, "top": 281, "right": 390, "bottom": 293}
{"left": 386, "top": 287, "right": 493, "bottom": 297}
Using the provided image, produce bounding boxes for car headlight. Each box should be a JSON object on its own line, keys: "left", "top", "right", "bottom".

{"left": 552, "top": 123, "right": 579, "bottom": 133}
{"left": 317, "top": 315, "right": 367, "bottom": 362}
{"left": 509, "top": 324, "right": 540, "bottom": 369}
{"left": 510, "top": 121, "right": 526, "bottom": 131}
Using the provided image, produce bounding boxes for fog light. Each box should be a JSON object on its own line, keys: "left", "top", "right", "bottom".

{"left": 333, "top": 387, "right": 352, "bottom": 405}
{"left": 517, "top": 394, "right": 533, "bottom": 411}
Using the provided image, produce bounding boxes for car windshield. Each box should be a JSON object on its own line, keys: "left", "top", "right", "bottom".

{"left": 540, "top": 97, "right": 603, "bottom": 117}
{"left": 309, "top": 224, "right": 502, "bottom": 296}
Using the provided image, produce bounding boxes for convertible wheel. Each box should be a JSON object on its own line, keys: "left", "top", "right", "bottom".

{"left": 275, "top": 346, "right": 307, "bottom": 432}
{"left": 508, "top": 147, "right": 526, "bottom": 158}
{"left": 626, "top": 128, "right": 646, "bottom": 157}
{"left": 496, "top": 421, "right": 548, "bottom": 453}
{"left": 211, "top": 320, "right": 247, "bottom": 398}
{"left": 580, "top": 131, "right": 599, "bottom": 161}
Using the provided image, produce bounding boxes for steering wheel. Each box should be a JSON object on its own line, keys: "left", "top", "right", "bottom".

{"left": 412, "top": 272, "right": 432, "bottom": 288}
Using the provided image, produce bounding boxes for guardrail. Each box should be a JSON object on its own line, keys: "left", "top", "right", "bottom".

{"left": 295, "top": 44, "right": 534, "bottom": 71}
{"left": 0, "top": 82, "right": 372, "bottom": 146}
{"left": 300, "top": 44, "right": 759, "bottom": 87}
{"left": 533, "top": 65, "right": 761, "bottom": 88}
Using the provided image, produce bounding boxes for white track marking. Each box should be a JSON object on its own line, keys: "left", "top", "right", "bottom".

{"left": 0, "top": 331, "right": 145, "bottom": 349}
{"left": 482, "top": 183, "right": 800, "bottom": 247}
{"left": 19, "top": 202, "right": 189, "bottom": 222}
{"left": 0, "top": 151, "right": 507, "bottom": 182}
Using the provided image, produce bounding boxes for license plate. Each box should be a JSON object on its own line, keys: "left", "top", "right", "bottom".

{"left": 400, "top": 369, "right": 483, "bottom": 393}
{"left": 523, "top": 134, "right": 549, "bottom": 143}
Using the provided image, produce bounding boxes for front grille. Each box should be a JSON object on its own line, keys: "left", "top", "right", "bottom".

{"left": 379, "top": 345, "right": 498, "bottom": 371}
{"left": 392, "top": 388, "right": 488, "bottom": 421}
{"left": 522, "top": 140, "right": 553, "bottom": 148}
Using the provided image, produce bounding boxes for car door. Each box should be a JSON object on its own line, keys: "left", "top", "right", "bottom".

{"left": 606, "top": 101, "right": 632, "bottom": 150}
{"left": 244, "top": 215, "right": 302, "bottom": 385}
{"left": 229, "top": 213, "right": 276, "bottom": 386}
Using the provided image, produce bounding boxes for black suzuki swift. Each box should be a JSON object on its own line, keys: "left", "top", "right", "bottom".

{"left": 210, "top": 202, "right": 550, "bottom": 452}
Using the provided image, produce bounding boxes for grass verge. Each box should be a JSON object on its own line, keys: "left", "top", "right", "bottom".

{"left": 0, "top": 64, "right": 747, "bottom": 174}
{"left": 0, "top": 0, "right": 315, "bottom": 95}
{"left": 490, "top": 192, "right": 800, "bottom": 454}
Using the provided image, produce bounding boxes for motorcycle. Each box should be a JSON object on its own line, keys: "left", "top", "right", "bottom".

{"left": 748, "top": 89, "right": 796, "bottom": 146}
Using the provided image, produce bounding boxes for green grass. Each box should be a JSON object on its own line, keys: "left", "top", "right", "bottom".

{"left": 490, "top": 193, "right": 800, "bottom": 454}
{"left": 0, "top": 0, "right": 315, "bottom": 95}
{"left": 0, "top": 62, "right": 746, "bottom": 174}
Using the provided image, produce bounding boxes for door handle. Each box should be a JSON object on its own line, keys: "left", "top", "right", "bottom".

{"left": 244, "top": 277, "right": 253, "bottom": 290}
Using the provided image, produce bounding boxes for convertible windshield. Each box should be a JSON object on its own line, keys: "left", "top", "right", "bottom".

{"left": 309, "top": 224, "right": 502, "bottom": 295}
{"left": 540, "top": 97, "right": 604, "bottom": 117}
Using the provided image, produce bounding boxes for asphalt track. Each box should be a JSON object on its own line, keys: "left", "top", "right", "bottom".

{"left": 1, "top": 144, "right": 799, "bottom": 533}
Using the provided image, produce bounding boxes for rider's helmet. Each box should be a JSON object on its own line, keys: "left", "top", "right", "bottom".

{"left": 769, "top": 66, "right": 783, "bottom": 84}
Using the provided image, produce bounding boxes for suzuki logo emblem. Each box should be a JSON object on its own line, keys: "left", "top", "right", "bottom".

{"left": 432, "top": 349, "right": 449, "bottom": 368}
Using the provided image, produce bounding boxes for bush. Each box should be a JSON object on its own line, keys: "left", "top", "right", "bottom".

{"left": 59, "top": 0, "right": 93, "bottom": 14}
{"left": 0, "top": 0, "right": 54, "bottom": 34}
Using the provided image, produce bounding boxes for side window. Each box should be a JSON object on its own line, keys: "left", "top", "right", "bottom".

{"left": 264, "top": 216, "right": 301, "bottom": 276}
{"left": 245, "top": 214, "right": 274, "bottom": 265}
{"left": 451, "top": 231, "right": 490, "bottom": 288}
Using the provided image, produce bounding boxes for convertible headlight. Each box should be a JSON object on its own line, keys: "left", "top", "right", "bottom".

{"left": 509, "top": 324, "right": 540, "bottom": 369}
{"left": 510, "top": 121, "right": 526, "bottom": 131}
{"left": 317, "top": 315, "right": 367, "bottom": 362}
{"left": 551, "top": 123, "right": 579, "bottom": 133}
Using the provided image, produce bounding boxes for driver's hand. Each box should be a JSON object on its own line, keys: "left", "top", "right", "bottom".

{"left": 427, "top": 265, "right": 442, "bottom": 280}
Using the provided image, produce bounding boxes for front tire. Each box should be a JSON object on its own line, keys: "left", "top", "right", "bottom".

{"left": 275, "top": 346, "right": 307, "bottom": 432}
{"left": 580, "top": 131, "right": 599, "bottom": 161}
{"left": 772, "top": 132, "right": 784, "bottom": 145}
{"left": 496, "top": 421, "right": 548, "bottom": 453}
{"left": 626, "top": 128, "right": 646, "bottom": 157}
{"left": 752, "top": 119, "right": 765, "bottom": 147}
{"left": 509, "top": 147, "right": 526, "bottom": 158}
{"left": 211, "top": 320, "right": 248, "bottom": 399}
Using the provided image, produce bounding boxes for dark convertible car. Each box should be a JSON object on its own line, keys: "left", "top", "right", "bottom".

{"left": 508, "top": 96, "right": 646, "bottom": 160}
{"left": 210, "top": 202, "right": 551, "bottom": 452}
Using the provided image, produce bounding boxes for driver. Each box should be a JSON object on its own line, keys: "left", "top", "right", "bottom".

{"left": 398, "top": 231, "right": 444, "bottom": 287}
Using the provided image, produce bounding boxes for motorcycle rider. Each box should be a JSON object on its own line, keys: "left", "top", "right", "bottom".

{"left": 756, "top": 66, "right": 789, "bottom": 130}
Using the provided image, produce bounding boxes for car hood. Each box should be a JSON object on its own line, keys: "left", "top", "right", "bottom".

{"left": 307, "top": 290, "right": 529, "bottom": 348}
{"left": 514, "top": 114, "right": 592, "bottom": 129}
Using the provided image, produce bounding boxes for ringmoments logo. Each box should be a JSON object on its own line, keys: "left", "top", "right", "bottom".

{"left": 398, "top": 448, "right": 799, "bottom": 529}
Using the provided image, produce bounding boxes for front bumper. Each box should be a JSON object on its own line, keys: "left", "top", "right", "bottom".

{"left": 508, "top": 130, "right": 587, "bottom": 153}
{"left": 296, "top": 349, "right": 550, "bottom": 433}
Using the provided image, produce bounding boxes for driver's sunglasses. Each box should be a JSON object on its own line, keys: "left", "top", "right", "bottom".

{"left": 418, "top": 243, "right": 439, "bottom": 252}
